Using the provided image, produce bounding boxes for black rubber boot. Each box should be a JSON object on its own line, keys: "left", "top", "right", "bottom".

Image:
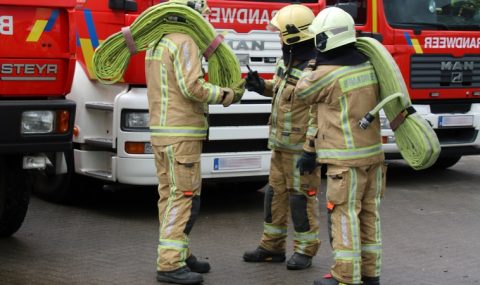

{"left": 362, "top": 276, "right": 380, "bottom": 285}
{"left": 313, "top": 277, "right": 340, "bottom": 285}
{"left": 156, "top": 266, "right": 203, "bottom": 284}
{"left": 286, "top": 252, "right": 312, "bottom": 270}
{"left": 243, "top": 247, "right": 286, "bottom": 262}
{"left": 186, "top": 255, "right": 210, "bottom": 273}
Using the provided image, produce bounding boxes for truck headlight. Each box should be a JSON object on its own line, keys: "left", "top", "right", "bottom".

{"left": 21, "top": 111, "right": 55, "bottom": 134}
{"left": 122, "top": 110, "right": 149, "bottom": 130}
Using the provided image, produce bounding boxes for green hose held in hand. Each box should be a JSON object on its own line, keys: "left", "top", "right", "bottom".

{"left": 92, "top": 2, "right": 244, "bottom": 97}
{"left": 356, "top": 37, "right": 440, "bottom": 170}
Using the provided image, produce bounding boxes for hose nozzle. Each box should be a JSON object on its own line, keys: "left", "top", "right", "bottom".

{"left": 359, "top": 113, "right": 375, "bottom": 129}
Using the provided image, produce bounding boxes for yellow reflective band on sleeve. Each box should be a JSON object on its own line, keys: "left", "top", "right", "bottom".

{"left": 339, "top": 69, "right": 378, "bottom": 93}
{"left": 316, "top": 143, "right": 383, "bottom": 160}
{"left": 150, "top": 126, "right": 208, "bottom": 137}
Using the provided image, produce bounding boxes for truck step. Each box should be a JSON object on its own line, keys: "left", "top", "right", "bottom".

{"left": 84, "top": 170, "right": 112, "bottom": 180}
{"left": 85, "top": 101, "right": 114, "bottom": 111}
{"left": 84, "top": 137, "right": 113, "bottom": 148}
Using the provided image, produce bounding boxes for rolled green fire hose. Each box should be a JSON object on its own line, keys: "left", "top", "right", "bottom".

{"left": 92, "top": 2, "right": 244, "bottom": 98}
{"left": 356, "top": 37, "right": 440, "bottom": 170}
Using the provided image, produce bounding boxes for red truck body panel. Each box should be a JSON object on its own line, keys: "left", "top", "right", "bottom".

{"left": 0, "top": 1, "right": 76, "bottom": 97}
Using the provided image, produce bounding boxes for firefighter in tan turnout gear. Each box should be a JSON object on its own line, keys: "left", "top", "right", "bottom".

{"left": 145, "top": 0, "right": 237, "bottom": 284}
{"left": 242, "top": 4, "right": 321, "bottom": 270}
{"left": 295, "top": 7, "right": 386, "bottom": 285}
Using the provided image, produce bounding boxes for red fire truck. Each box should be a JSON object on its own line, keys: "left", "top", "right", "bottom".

{"left": 0, "top": 0, "right": 76, "bottom": 236}
{"left": 34, "top": 0, "right": 480, "bottom": 200}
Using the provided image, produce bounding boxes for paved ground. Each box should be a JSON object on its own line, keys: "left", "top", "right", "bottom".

{"left": 1, "top": 156, "right": 480, "bottom": 285}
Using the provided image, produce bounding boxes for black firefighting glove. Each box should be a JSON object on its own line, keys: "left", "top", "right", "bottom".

{"left": 296, "top": 151, "right": 317, "bottom": 175}
{"left": 245, "top": 66, "right": 265, "bottom": 95}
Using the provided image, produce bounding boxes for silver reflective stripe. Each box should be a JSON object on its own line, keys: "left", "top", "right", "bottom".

{"left": 150, "top": 126, "right": 207, "bottom": 137}
{"left": 333, "top": 250, "right": 361, "bottom": 259}
{"left": 264, "top": 223, "right": 287, "bottom": 235}
{"left": 348, "top": 168, "right": 361, "bottom": 283}
{"left": 361, "top": 243, "right": 382, "bottom": 252}
{"left": 160, "top": 145, "right": 177, "bottom": 235}
{"left": 339, "top": 95, "right": 355, "bottom": 149}
{"left": 294, "top": 231, "right": 319, "bottom": 242}
{"left": 159, "top": 239, "right": 188, "bottom": 250}
{"left": 316, "top": 143, "right": 383, "bottom": 160}
{"left": 160, "top": 65, "right": 168, "bottom": 126}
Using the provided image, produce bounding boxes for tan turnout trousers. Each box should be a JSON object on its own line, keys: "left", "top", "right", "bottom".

{"left": 154, "top": 141, "right": 202, "bottom": 272}
{"left": 326, "top": 163, "right": 387, "bottom": 284}
{"left": 260, "top": 150, "right": 321, "bottom": 257}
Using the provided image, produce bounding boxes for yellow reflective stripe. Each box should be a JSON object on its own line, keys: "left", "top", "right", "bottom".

{"left": 160, "top": 145, "right": 177, "bottom": 235}
{"left": 159, "top": 239, "right": 188, "bottom": 250}
{"left": 339, "top": 95, "right": 355, "bottom": 149}
{"left": 348, "top": 168, "right": 361, "bottom": 284}
{"left": 268, "top": 136, "right": 304, "bottom": 152}
{"left": 333, "top": 250, "right": 361, "bottom": 260}
{"left": 146, "top": 43, "right": 164, "bottom": 60}
{"left": 297, "top": 63, "right": 371, "bottom": 99}
{"left": 160, "top": 65, "right": 169, "bottom": 126}
{"left": 150, "top": 126, "right": 207, "bottom": 137}
{"left": 294, "top": 231, "right": 319, "bottom": 242}
{"left": 361, "top": 243, "right": 382, "bottom": 252}
{"left": 316, "top": 143, "right": 383, "bottom": 160}
{"left": 339, "top": 68, "right": 378, "bottom": 93}
{"left": 264, "top": 223, "right": 287, "bottom": 236}
{"left": 374, "top": 166, "right": 383, "bottom": 276}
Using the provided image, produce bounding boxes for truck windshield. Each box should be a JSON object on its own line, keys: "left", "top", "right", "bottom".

{"left": 384, "top": 0, "right": 480, "bottom": 30}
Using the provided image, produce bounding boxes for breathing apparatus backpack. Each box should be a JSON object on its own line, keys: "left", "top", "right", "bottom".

{"left": 355, "top": 37, "right": 440, "bottom": 170}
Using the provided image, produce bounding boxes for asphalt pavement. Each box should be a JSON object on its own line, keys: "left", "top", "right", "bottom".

{"left": 1, "top": 156, "right": 480, "bottom": 285}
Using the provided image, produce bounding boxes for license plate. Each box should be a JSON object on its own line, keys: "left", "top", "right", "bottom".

{"left": 213, "top": 156, "right": 262, "bottom": 171}
{"left": 438, "top": 115, "right": 474, "bottom": 128}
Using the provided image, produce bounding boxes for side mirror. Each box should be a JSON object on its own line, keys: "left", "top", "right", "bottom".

{"left": 335, "top": 0, "right": 358, "bottom": 19}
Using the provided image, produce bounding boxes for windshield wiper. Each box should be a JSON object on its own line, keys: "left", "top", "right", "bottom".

{"left": 392, "top": 22, "right": 450, "bottom": 30}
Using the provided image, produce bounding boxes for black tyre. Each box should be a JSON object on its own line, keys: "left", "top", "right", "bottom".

{"left": 0, "top": 156, "right": 30, "bottom": 237}
{"left": 430, "top": 155, "right": 462, "bottom": 169}
{"left": 31, "top": 150, "right": 75, "bottom": 204}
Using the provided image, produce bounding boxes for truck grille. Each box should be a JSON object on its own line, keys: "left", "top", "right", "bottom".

{"left": 203, "top": 139, "right": 269, "bottom": 153}
{"left": 410, "top": 55, "right": 480, "bottom": 88}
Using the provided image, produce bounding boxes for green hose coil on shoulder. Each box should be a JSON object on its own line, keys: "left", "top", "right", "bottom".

{"left": 356, "top": 37, "right": 440, "bottom": 170}
{"left": 92, "top": 2, "right": 244, "bottom": 98}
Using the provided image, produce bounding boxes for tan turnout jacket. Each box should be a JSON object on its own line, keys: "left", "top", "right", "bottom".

{"left": 295, "top": 61, "right": 385, "bottom": 166}
{"left": 146, "top": 33, "right": 230, "bottom": 146}
{"left": 263, "top": 59, "right": 317, "bottom": 154}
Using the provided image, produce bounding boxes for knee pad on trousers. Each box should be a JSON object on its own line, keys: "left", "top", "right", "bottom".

{"left": 184, "top": 195, "right": 201, "bottom": 235}
{"left": 264, "top": 185, "right": 274, "bottom": 223}
{"left": 290, "top": 194, "right": 310, "bottom": 232}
